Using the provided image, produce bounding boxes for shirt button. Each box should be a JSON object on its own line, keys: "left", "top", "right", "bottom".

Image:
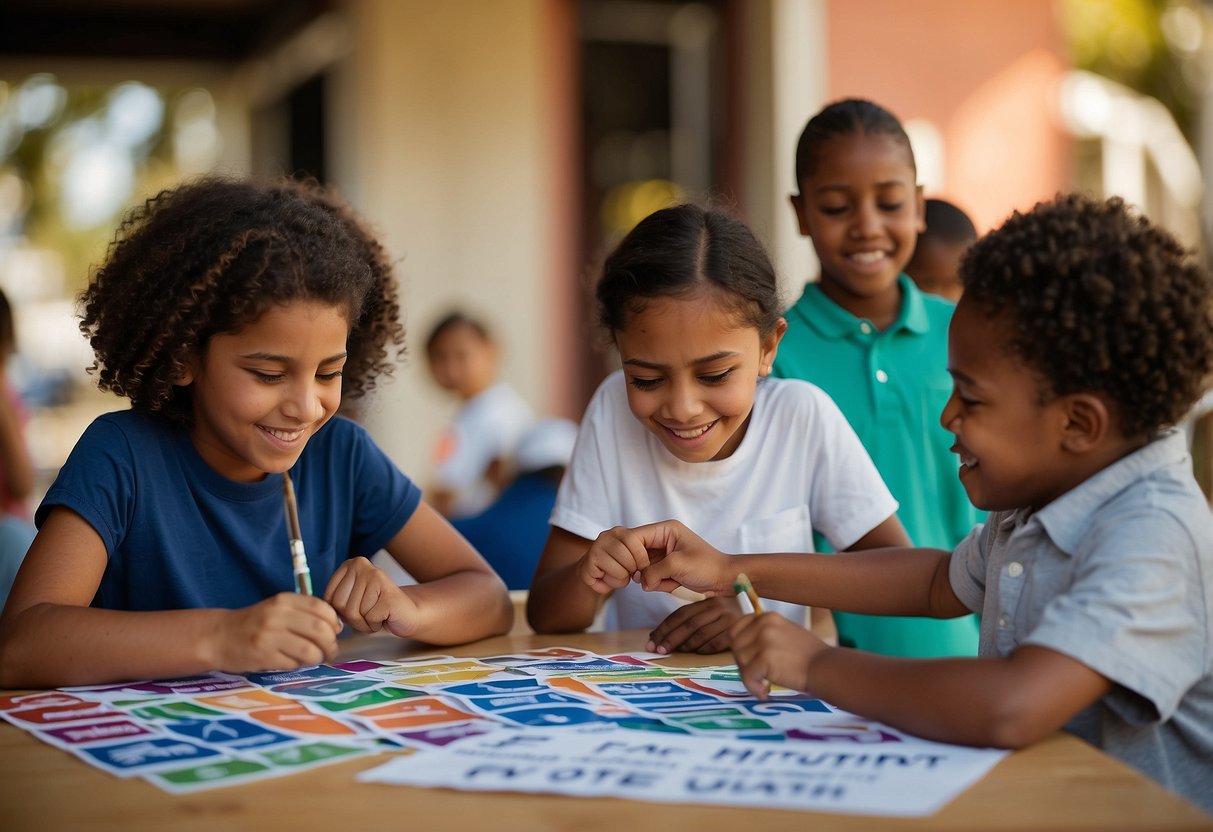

{"left": 1008, "top": 562, "right": 1024, "bottom": 578}
{"left": 998, "top": 616, "right": 1009, "bottom": 628}
{"left": 875, "top": 369, "right": 889, "bottom": 383}
{"left": 860, "top": 322, "right": 873, "bottom": 335}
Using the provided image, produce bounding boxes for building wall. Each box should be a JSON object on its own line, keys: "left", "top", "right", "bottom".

{"left": 331, "top": 0, "right": 574, "bottom": 482}
{"left": 824, "top": 0, "right": 1071, "bottom": 234}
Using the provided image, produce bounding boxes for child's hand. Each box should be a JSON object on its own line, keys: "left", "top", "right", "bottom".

{"left": 214, "top": 592, "right": 341, "bottom": 673}
{"left": 729, "top": 612, "right": 827, "bottom": 700}
{"left": 577, "top": 526, "right": 659, "bottom": 594}
{"left": 629, "top": 520, "right": 733, "bottom": 595}
{"left": 647, "top": 596, "right": 743, "bottom": 654}
{"left": 324, "top": 556, "right": 422, "bottom": 638}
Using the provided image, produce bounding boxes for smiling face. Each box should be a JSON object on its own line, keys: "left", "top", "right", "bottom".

{"left": 180, "top": 299, "right": 349, "bottom": 482}
{"left": 790, "top": 132, "right": 924, "bottom": 323}
{"left": 941, "top": 297, "right": 1083, "bottom": 511}
{"left": 614, "top": 291, "right": 784, "bottom": 463}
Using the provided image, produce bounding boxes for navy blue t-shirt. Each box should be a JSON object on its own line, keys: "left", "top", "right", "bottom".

{"left": 37, "top": 410, "right": 421, "bottom": 611}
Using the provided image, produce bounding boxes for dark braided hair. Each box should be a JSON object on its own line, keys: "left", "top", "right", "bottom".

{"left": 596, "top": 203, "right": 783, "bottom": 339}
{"left": 794, "top": 98, "right": 916, "bottom": 187}
{"left": 79, "top": 176, "right": 406, "bottom": 427}
{"left": 961, "top": 193, "right": 1213, "bottom": 439}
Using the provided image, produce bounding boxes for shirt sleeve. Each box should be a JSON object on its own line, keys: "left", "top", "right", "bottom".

{"left": 36, "top": 417, "right": 135, "bottom": 557}
{"left": 948, "top": 520, "right": 993, "bottom": 614}
{"left": 548, "top": 382, "right": 613, "bottom": 543}
{"left": 1023, "top": 509, "right": 1205, "bottom": 724}
{"left": 345, "top": 421, "right": 423, "bottom": 555}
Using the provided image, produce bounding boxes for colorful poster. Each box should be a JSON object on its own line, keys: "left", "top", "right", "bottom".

{"left": 357, "top": 726, "right": 1007, "bottom": 817}
{"left": 0, "top": 647, "right": 1007, "bottom": 813}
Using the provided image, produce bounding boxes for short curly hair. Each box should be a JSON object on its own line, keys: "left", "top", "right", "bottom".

{"left": 79, "top": 176, "right": 406, "bottom": 427}
{"left": 961, "top": 193, "right": 1213, "bottom": 439}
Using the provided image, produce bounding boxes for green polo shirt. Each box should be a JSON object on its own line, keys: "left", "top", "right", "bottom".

{"left": 774, "top": 274, "right": 983, "bottom": 657}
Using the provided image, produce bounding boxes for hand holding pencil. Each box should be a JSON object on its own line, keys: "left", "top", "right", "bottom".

{"left": 730, "top": 575, "right": 830, "bottom": 701}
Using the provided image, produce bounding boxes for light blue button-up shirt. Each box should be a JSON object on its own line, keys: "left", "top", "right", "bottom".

{"left": 950, "top": 430, "right": 1213, "bottom": 812}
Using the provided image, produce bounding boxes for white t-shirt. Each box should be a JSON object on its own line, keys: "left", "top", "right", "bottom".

{"left": 550, "top": 371, "right": 898, "bottom": 629}
{"left": 433, "top": 381, "right": 534, "bottom": 517}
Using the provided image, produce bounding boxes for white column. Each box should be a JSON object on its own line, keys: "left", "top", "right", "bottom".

{"left": 741, "top": 0, "right": 828, "bottom": 306}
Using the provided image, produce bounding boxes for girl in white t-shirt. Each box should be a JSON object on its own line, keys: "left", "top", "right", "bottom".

{"left": 527, "top": 203, "right": 910, "bottom": 653}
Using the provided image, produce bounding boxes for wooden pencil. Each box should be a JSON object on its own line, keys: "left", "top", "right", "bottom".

{"left": 733, "top": 572, "right": 764, "bottom": 615}
{"left": 733, "top": 572, "right": 770, "bottom": 697}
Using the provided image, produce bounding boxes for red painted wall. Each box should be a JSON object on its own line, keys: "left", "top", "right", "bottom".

{"left": 826, "top": 0, "right": 1072, "bottom": 232}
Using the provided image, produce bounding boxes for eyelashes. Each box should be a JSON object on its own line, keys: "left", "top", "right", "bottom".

{"left": 248, "top": 370, "right": 344, "bottom": 384}
{"left": 627, "top": 369, "right": 734, "bottom": 391}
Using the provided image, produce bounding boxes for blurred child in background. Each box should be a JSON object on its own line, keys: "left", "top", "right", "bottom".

{"left": 905, "top": 197, "right": 978, "bottom": 302}
{"left": 425, "top": 311, "right": 533, "bottom": 518}
{"left": 453, "top": 417, "right": 578, "bottom": 591}
{"left": 0, "top": 288, "right": 36, "bottom": 611}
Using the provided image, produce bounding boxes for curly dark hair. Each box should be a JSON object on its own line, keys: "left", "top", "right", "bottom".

{"left": 79, "top": 176, "right": 406, "bottom": 426}
{"left": 961, "top": 193, "right": 1213, "bottom": 439}
{"left": 596, "top": 203, "right": 783, "bottom": 339}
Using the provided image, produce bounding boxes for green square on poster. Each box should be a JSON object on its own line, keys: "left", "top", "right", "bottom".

{"left": 158, "top": 758, "right": 270, "bottom": 786}
{"left": 668, "top": 708, "right": 768, "bottom": 731}
{"left": 313, "top": 685, "right": 425, "bottom": 712}
{"left": 260, "top": 742, "right": 365, "bottom": 767}
{"left": 130, "top": 701, "right": 226, "bottom": 720}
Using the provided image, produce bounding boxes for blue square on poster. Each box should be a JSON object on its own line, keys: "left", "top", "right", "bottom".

{"left": 81, "top": 737, "right": 223, "bottom": 772}
{"left": 164, "top": 718, "right": 295, "bottom": 749}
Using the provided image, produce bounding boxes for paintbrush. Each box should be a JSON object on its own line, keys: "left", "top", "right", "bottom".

{"left": 282, "top": 470, "right": 314, "bottom": 595}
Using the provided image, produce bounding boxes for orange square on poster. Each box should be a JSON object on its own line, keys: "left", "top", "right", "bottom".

{"left": 2, "top": 699, "right": 119, "bottom": 725}
{"left": 248, "top": 703, "right": 356, "bottom": 735}
{"left": 360, "top": 696, "right": 477, "bottom": 729}
{"left": 0, "top": 692, "right": 87, "bottom": 711}
{"left": 197, "top": 689, "right": 294, "bottom": 711}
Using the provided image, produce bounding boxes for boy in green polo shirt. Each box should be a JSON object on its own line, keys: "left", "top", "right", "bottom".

{"left": 774, "top": 99, "right": 982, "bottom": 657}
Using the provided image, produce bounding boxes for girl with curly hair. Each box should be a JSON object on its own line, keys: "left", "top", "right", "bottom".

{"left": 0, "top": 177, "right": 512, "bottom": 688}
{"left": 606, "top": 194, "right": 1213, "bottom": 812}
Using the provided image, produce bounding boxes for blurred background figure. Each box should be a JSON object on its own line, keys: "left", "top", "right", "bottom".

{"left": 425, "top": 311, "right": 534, "bottom": 519}
{"left": 451, "top": 417, "right": 578, "bottom": 591}
{"left": 0, "top": 289, "right": 37, "bottom": 610}
{"left": 904, "top": 198, "right": 978, "bottom": 303}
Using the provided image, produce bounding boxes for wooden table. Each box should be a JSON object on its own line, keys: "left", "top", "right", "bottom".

{"left": 2, "top": 628, "right": 1210, "bottom": 832}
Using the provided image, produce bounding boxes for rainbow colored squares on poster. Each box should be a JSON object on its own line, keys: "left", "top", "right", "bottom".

{"left": 0, "top": 647, "right": 948, "bottom": 795}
